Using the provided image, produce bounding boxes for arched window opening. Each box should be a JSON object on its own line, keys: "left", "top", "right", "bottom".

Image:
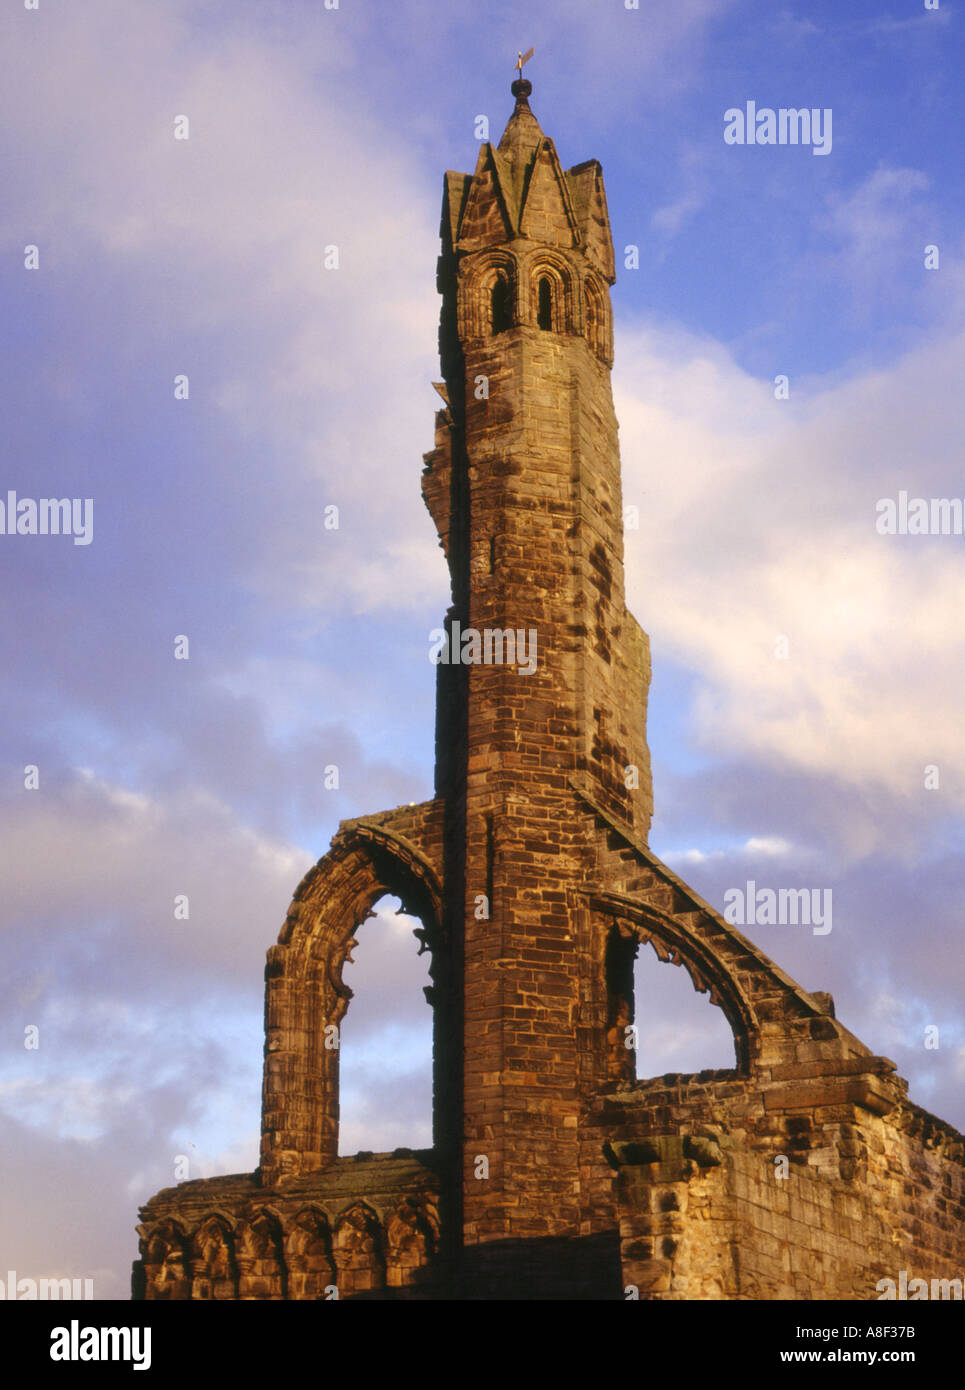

{"left": 337, "top": 894, "right": 433, "bottom": 1155}
{"left": 631, "top": 940, "right": 737, "bottom": 1079}
{"left": 537, "top": 276, "right": 553, "bottom": 331}
{"left": 491, "top": 274, "right": 512, "bottom": 334}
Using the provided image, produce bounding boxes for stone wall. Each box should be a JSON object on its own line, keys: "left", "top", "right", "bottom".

{"left": 595, "top": 1074, "right": 965, "bottom": 1300}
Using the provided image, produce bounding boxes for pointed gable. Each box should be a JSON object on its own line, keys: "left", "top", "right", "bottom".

{"left": 518, "top": 138, "right": 580, "bottom": 249}
{"left": 441, "top": 171, "right": 472, "bottom": 253}
{"left": 565, "top": 160, "right": 616, "bottom": 283}
{"left": 455, "top": 144, "right": 515, "bottom": 252}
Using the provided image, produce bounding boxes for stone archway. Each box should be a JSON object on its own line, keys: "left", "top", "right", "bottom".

{"left": 260, "top": 809, "right": 446, "bottom": 1183}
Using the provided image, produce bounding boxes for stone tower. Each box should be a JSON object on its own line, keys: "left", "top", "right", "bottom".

{"left": 135, "top": 78, "right": 965, "bottom": 1301}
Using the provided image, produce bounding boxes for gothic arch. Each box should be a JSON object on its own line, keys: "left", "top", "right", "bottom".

{"left": 142, "top": 1219, "right": 190, "bottom": 1301}
{"left": 235, "top": 1207, "right": 287, "bottom": 1300}
{"left": 261, "top": 818, "right": 446, "bottom": 1181}
{"left": 385, "top": 1198, "right": 439, "bottom": 1290}
{"left": 490, "top": 269, "right": 513, "bottom": 334}
{"left": 332, "top": 1202, "right": 386, "bottom": 1297}
{"left": 189, "top": 1213, "right": 239, "bottom": 1301}
{"left": 286, "top": 1207, "right": 336, "bottom": 1299}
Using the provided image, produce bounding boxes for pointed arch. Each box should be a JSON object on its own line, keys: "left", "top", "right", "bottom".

{"left": 632, "top": 930, "right": 740, "bottom": 1079}
{"left": 537, "top": 275, "right": 553, "bottom": 330}
{"left": 286, "top": 1207, "right": 336, "bottom": 1300}
{"left": 235, "top": 1207, "right": 287, "bottom": 1300}
{"left": 189, "top": 1213, "right": 239, "bottom": 1301}
{"left": 141, "top": 1219, "right": 190, "bottom": 1301}
{"left": 385, "top": 1198, "right": 440, "bottom": 1291}
{"left": 332, "top": 1202, "right": 386, "bottom": 1297}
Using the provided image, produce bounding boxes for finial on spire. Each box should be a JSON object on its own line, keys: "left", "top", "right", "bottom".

{"left": 512, "top": 45, "right": 534, "bottom": 103}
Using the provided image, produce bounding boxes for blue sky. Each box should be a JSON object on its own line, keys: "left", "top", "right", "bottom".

{"left": 1, "top": 0, "right": 964, "bottom": 1298}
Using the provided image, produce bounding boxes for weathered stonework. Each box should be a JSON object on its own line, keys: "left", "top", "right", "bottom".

{"left": 134, "top": 77, "right": 965, "bottom": 1300}
{"left": 135, "top": 1154, "right": 441, "bottom": 1300}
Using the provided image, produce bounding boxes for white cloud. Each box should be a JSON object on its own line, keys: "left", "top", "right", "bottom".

{"left": 663, "top": 847, "right": 724, "bottom": 866}
{"left": 0, "top": 0, "right": 446, "bottom": 618}
{"left": 664, "top": 835, "right": 793, "bottom": 867}
{"left": 0, "top": 768, "right": 307, "bottom": 979}
{"left": 819, "top": 165, "right": 931, "bottom": 294}
{"left": 744, "top": 836, "right": 792, "bottom": 857}
{"left": 616, "top": 315, "right": 965, "bottom": 849}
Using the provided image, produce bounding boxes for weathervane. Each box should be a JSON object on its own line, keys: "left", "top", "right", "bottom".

{"left": 515, "top": 46, "right": 534, "bottom": 78}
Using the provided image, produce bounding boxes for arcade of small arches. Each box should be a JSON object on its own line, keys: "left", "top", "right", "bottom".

{"left": 137, "top": 1197, "right": 440, "bottom": 1300}
{"left": 458, "top": 249, "right": 613, "bottom": 363}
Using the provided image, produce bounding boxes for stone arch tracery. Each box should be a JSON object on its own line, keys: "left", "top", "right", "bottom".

{"left": 458, "top": 247, "right": 591, "bottom": 341}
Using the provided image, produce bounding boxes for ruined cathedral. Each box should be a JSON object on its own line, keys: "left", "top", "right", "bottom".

{"left": 134, "top": 77, "right": 965, "bottom": 1300}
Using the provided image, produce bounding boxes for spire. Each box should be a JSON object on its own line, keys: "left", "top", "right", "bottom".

{"left": 497, "top": 77, "right": 543, "bottom": 167}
